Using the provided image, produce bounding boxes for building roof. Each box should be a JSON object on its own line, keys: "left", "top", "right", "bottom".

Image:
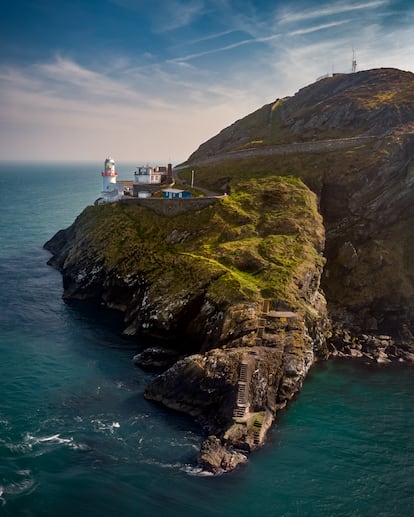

{"left": 118, "top": 180, "right": 134, "bottom": 187}
{"left": 162, "top": 188, "right": 186, "bottom": 194}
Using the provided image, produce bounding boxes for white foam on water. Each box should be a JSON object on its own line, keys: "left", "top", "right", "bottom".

{"left": 115, "top": 380, "right": 127, "bottom": 389}
{"left": 26, "top": 433, "right": 72, "bottom": 445}
{"left": 182, "top": 465, "right": 216, "bottom": 477}
{"left": 142, "top": 458, "right": 184, "bottom": 470}
{"left": 69, "top": 442, "right": 90, "bottom": 451}
{"left": 39, "top": 434, "right": 65, "bottom": 443}
{"left": 92, "top": 419, "right": 121, "bottom": 434}
{"left": 2, "top": 440, "right": 32, "bottom": 453}
{"left": 22, "top": 432, "right": 87, "bottom": 453}
{"left": 2, "top": 471, "right": 36, "bottom": 498}
{"left": 129, "top": 414, "right": 149, "bottom": 426}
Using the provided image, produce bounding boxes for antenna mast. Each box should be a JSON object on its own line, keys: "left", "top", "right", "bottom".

{"left": 352, "top": 48, "right": 357, "bottom": 73}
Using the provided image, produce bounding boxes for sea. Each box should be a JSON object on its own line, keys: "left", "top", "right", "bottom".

{"left": 0, "top": 161, "right": 413, "bottom": 517}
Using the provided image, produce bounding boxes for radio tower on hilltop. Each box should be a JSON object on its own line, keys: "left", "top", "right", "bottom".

{"left": 352, "top": 48, "right": 357, "bottom": 73}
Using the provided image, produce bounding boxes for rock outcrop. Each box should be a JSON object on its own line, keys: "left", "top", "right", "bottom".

{"left": 45, "top": 176, "right": 328, "bottom": 473}
{"left": 181, "top": 68, "right": 414, "bottom": 353}
{"left": 46, "top": 68, "right": 414, "bottom": 473}
{"left": 186, "top": 68, "right": 414, "bottom": 161}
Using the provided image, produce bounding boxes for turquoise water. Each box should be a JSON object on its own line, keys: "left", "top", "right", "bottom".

{"left": 0, "top": 163, "right": 413, "bottom": 516}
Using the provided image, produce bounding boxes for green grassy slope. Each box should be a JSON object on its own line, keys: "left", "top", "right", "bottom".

{"left": 69, "top": 176, "right": 324, "bottom": 313}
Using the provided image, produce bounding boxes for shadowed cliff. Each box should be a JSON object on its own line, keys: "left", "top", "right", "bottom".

{"left": 45, "top": 176, "right": 328, "bottom": 472}
{"left": 45, "top": 67, "right": 414, "bottom": 473}
{"left": 181, "top": 68, "right": 414, "bottom": 345}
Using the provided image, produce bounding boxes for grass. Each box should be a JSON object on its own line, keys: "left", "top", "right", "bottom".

{"left": 74, "top": 71, "right": 414, "bottom": 317}
{"left": 71, "top": 175, "right": 324, "bottom": 314}
{"left": 178, "top": 138, "right": 380, "bottom": 197}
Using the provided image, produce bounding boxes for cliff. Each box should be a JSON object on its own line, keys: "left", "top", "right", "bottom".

{"left": 181, "top": 68, "right": 414, "bottom": 359}
{"left": 45, "top": 67, "right": 414, "bottom": 473}
{"left": 45, "top": 176, "right": 328, "bottom": 473}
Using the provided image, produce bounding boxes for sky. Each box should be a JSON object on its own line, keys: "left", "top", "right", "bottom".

{"left": 1, "top": 0, "right": 414, "bottom": 163}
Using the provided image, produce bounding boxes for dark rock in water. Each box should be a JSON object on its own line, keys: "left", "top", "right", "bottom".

{"left": 197, "top": 435, "right": 247, "bottom": 474}
{"left": 328, "top": 327, "right": 414, "bottom": 363}
{"left": 133, "top": 347, "right": 180, "bottom": 369}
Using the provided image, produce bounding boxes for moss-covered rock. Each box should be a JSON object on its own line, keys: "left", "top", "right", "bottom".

{"left": 45, "top": 176, "right": 325, "bottom": 344}
{"left": 180, "top": 68, "right": 414, "bottom": 343}
{"left": 46, "top": 68, "right": 414, "bottom": 473}
{"left": 45, "top": 175, "right": 327, "bottom": 473}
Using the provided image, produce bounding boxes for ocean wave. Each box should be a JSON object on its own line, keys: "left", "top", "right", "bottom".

{"left": 141, "top": 458, "right": 184, "bottom": 470}
{"left": 128, "top": 414, "right": 150, "bottom": 426}
{"left": 21, "top": 432, "right": 89, "bottom": 453}
{"left": 182, "top": 465, "right": 216, "bottom": 477}
{"left": 1, "top": 440, "right": 32, "bottom": 454}
{"left": 168, "top": 438, "right": 200, "bottom": 449}
{"left": 1, "top": 470, "right": 37, "bottom": 500}
{"left": 91, "top": 419, "right": 121, "bottom": 434}
{"left": 35, "top": 433, "right": 71, "bottom": 444}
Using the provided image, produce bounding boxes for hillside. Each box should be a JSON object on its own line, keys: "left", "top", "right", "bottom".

{"left": 45, "top": 67, "right": 414, "bottom": 474}
{"left": 45, "top": 176, "right": 328, "bottom": 472}
{"left": 180, "top": 68, "right": 414, "bottom": 343}
{"left": 186, "top": 68, "right": 414, "bottom": 160}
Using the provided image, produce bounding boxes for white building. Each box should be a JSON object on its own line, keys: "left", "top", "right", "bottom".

{"left": 134, "top": 166, "right": 162, "bottom": 185}
{"left": 102, "top": 158, "right": 117, "bottom": 190}
{"left": 101, "top": 157, "right": 124, "bottom": 203}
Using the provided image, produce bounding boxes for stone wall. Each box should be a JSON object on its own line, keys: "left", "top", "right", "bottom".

{"left": 120, "top": 196, "right": 219, "bottom": 216}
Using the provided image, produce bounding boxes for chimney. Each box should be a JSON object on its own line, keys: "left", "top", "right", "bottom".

{"left": 167, "top": 163, "right": 173, "bottom": 183}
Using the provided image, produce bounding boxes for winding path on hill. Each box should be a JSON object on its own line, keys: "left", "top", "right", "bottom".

{"left": 178, "top": 135, "right": 378, "bottom": 169}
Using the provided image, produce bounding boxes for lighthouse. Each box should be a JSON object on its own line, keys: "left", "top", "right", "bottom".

{"left": 102, "top": 157, "right": 118, "bottom": 192}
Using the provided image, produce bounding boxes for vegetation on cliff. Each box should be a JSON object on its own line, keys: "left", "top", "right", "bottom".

{"left": 180, "top": 68, "right": 414, "bottom": 340}
{"left": 186, "top": 68, "right": 414, "bottom": 160}
{"left": 46, "top": 175, "right": 324, "bottom": 338}
{"left": 46, "top": 67, "right": 414, "bottom": 473}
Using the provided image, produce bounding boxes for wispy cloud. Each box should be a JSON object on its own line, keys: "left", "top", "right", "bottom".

{"left": 2, "top": 0, "right": 413, "bottom": 161}
{"left": 289, "top": 19, "right": 352, "bottom": 36}
{"left": 151, "top": 0, "right": 206, "bottom": 32}
{"left": 279, "top": 0, "right": 389, "bottom": 24}
{"left": 169, "top": 32, "right": 282, "bottom": 64}
{"left": 180, "top": 28, "right": 243, "bottom": 46}
{"left": 0, "top": 56, "right": 171, "bottom": 116}
{"left": 110, "top": 0, "right": 205, "bottom": 32}
{"left": 169, "top": 38, "right": 256, "bottom": 63}
{"left": 0, "top": 54, "right": 266, "bottom": 160}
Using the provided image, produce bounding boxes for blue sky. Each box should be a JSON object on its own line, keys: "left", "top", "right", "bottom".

{"left": 1, "top": 0, "right": 413, "bottom": 162}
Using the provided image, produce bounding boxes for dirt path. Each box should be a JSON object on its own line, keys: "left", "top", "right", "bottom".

{"left": 182, "top": 135, "right": 378, "bottom": 168}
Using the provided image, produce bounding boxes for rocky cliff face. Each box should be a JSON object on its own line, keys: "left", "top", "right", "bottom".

{"left": 45, "top": 176, "right": 328, "bottom": 473}
{"left": 187, "top": 68, "right": 414, "bottom": 160}
{"left": 46, "top": 68, "right": 414, "bottom": 473}
{"left": 182, "top": 68, "right": 414, "bottom": 358}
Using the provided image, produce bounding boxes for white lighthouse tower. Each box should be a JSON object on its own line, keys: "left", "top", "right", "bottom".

{"left": 102, "top": 157, "right": 118, "bottom": 192}
{"left": 100, "top": 157, "right": 123, "bottom": 202}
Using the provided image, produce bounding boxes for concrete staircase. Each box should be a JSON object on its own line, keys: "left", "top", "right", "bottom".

{"left": 239, "top": 362, "right": 248, "bottom": 382}
{"left": 232, "top": 360, "right": 250, "bottom": 419}
{"left": 253, "top": 419, "right": 262, "bottom": 445}
{"left": 236, "top": 382, "right": 247, "bottom": 406}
